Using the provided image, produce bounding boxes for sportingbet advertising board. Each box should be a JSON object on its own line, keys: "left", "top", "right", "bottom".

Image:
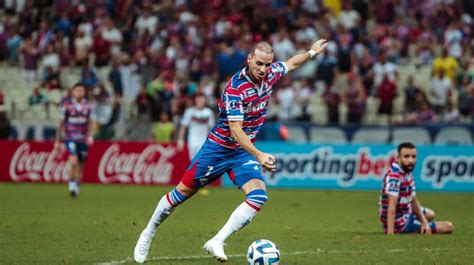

{"left": 222, "top": 143, "right": 474, "bottom": 192}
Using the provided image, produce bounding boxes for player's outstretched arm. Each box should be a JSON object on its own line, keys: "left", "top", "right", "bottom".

{"left": 228, "top": 121, "right": 275, "bottom": 172}
{"left": 412, "top": 195, "right": 431, "bottom": 235}
{"left": 285, "top": 39, "right": 327, "bottom": 72}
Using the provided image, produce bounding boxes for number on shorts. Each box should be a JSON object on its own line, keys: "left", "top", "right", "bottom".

{"left": 205, "top": 166, "right": 214, "bottom": 177}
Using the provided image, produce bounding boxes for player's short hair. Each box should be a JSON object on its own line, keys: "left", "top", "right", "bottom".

{"left": 72, "top": 82, "right": 86, "bottom": 90}
{"left": 397, "top": 142, "right": 416, "bottom": 153}
{"left": 250, "top": 42, "right": 273, "bottom": 56}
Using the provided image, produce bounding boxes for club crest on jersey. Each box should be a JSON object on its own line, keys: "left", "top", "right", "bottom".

{"left": 226, "top": 100, "right": 241, "bottom": 111}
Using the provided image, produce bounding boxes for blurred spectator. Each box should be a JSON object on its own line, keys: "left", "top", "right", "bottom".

{"left": 443, "top": 101, "right": 460, "bottom": 124}
{"left": 101, "top": 17, "right": 123, "bottom": 58}
{"left": 93, "top": 85, "right": 113, "bottom": 139}
{"left": 276, "top": 79, "right": 296, "bottom": 121}
{"left": 80, "top": 65, "right": 99, "bottom": 91}
{"left": 345, "top": 74, "right": 366, "bottom": 124}
{"left": 377, "top": 73, "right": 397, "bottom": 122}
{"left": 42, "top": 44, "right": 60, "bottom": 74}
{"left": 404, "top": 76, "right": 425, "bottom": 113}
{"left": 135, "top": 9, "right": 158, "bottom": 37}
{"left": 458, "top": 76, "right": 473, "bottom": 119}
{"left": 430, "top": 69, "right": 452, "bottom": 114}
{"left": 418, "top": 101, "right": 438, "bottom": 123}
{"left": 74, "top": 29, "right": 93, "bottom": 65}
{"left": 19, "top": 37, "right": 39, "bottom": 84}
{"left": 316, "top": 49, "right": 339, "bottom": 90}
{"left": 135, "top": 88, "right": 153, "bottom": 119}
{"left": 357, "top": 48, "right": 374, "bottom": 95}
{"left": 28, "top": 87, "right": 47, "bottom": 106}
{"left": 339, "top": 2, "right": 360, "bottom": 31}
{"left": 432, "top": 49, "right": 458, "bottom": 81}
{"left": 152, "top": 112, "right": 175, "bottom": 143}
{"left": 121, "top": 56, "right": 141, "bottom": 100}
{"left": 6, "top": 28, "right": 22, "bottom": 66}
{"left": 92, "top": 30, "right": 110, "bottom": 67}
{"left": 0, "top": 89, "right": 5, "bottom": 106}
{"left": 373, "top": 51, "right": 397, "bottom": 87}
{"left": 0, "top": 110, "right": 11, "bottom": 139}
{"left": 272, "top": 30, "right": 296, "bottom": 62}
{"left": 109, "top": 61, "right": 123, "bottom": 96}
{"left": 295, "top": 79, "right": 314, "bottom": 121}
{"left": 323, "top": 81, "right": 341, "bottom": 124}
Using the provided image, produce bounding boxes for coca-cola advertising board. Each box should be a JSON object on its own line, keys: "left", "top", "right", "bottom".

{"left": 0, "top": 141, "right": 193, "bottom": 185}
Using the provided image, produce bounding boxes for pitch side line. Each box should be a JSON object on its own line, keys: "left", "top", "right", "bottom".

{"left": 96, "top": 247, "right": 463, "bottom": 264}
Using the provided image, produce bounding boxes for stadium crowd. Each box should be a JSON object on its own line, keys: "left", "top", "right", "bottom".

{"left": 0, "top": 0, "right": 473, "bottom": 141}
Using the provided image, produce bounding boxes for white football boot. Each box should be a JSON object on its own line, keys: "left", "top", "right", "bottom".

{"left": 134, "top": 231, "right": 153, "bottom": 263}
{"left": 203, "top": 239, "right": 228, "bottom": 262}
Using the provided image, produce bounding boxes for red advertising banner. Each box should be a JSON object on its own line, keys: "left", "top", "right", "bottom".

{"left": 83, "top": 141, "right": 190, "bottom": 185}
{"left": 0, "top": 141, "right": 194, "bottom": 185}
{"left": 0, "top": 141, "right": 69, "bottom": 183}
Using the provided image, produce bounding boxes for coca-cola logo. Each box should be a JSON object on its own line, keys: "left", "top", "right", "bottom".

{"left": 98, "top": 144, "right": 176, "bottom": 184}
{"left": 9, "top": 143, "right": 69, "bottom": 182}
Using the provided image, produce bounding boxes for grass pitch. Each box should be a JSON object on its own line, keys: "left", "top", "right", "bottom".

{"left": 0, "top": 183, "right": 472, "bottom": 264}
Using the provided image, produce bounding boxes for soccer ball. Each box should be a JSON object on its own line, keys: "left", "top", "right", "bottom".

{"left": 247, "top": 239, "right": 280, "bottom": 265}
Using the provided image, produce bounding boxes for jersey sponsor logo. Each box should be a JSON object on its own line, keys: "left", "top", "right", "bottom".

{"left": 68, "top": 117, "right": 88, "bottom": 124}
{"left": 399, "top": 196, "right": 412, "bottom": 204}
{"left": 243, "top": 101, "right": 268, "bottom": 114}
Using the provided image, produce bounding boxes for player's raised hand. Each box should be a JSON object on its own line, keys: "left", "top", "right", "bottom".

{"left": 257, "top": 152, "right": 276, "bottom": 172}
{"left": 310, "top": 39, "right": 328, "bottom": 55}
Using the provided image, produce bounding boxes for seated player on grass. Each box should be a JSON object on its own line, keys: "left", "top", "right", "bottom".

{"left": 379, "top": 142, "right": 454, "bottom": 235}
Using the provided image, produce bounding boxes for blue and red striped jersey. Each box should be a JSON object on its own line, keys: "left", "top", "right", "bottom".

{"left": 379, "top": 162, "right": 416, "bottom": 233}
{"left": 208, "top": 62, "right": 288, "bottom": 148}
{"left": 61, "top": 98, "right": 95, "bottom": 142}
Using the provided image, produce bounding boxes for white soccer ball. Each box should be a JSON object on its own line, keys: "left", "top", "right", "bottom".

{"left": 247, "top": 239, "right": 280, "bottom": 265}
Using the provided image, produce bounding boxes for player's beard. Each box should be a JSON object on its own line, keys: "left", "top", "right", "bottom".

{"left": 402, "top": 163, "right": 415, "bottom": 173}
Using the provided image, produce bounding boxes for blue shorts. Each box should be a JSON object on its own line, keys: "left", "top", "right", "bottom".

{"left": 181, "top": 140, "right": 264, "bottom": 189}
{"left": 402, "top": 208, "right": 437, "bottom": 233}
{"left": 64, "top": 141, "right": 88, "bottom": 162}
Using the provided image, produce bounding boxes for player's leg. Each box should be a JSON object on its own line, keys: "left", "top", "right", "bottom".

{"left": 67, "top": 154, "right": 80, "bottom": 197}
{"left": 135, "top": 143, "right": 224, "bottom": 263}
{"left": 204, "top": 157, "right": 267, "bottom": 262}
{"left": 433, "top": 221, "right": 454, "bottom": 234}
{"left": 422, "top": 207, "right": 436, "bottom": 221}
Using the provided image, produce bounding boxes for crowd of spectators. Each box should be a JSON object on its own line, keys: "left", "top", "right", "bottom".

{"left": 0, "top": 0, "right": 473, "bottom": 140}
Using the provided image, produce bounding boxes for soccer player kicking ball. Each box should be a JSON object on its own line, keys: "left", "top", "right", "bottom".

{"left": 379, "top": 142, "right": 454, "bottom": 235}
{"left": 54, "top": 83, "right": 96, "bottom": 198}
{"left": 134, "top": 39, "right": 328, "bottom": 263}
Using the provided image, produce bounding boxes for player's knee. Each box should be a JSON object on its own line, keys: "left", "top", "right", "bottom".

{"left": 68, "top": 156, "right": 79, "bottom": 166}
{"left": 246, "top": 189, "right": 267, "bottom": 211}
{"left": 426, "top": 209, "right": 436, "bottom": 220}
{"left": 446, "top": 221, "right": 454, "bottom": 233}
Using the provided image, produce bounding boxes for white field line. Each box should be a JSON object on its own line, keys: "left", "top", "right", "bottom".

{"left": 95, "top": 247, "right": 465, "bottom": 265}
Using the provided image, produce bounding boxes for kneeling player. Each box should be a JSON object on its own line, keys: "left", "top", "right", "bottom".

{"left": 379, "top": 142, "right": 454, "bottom": 234}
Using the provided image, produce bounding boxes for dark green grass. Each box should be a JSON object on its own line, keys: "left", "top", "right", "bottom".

{"left": 0, "top": 183, "right": 473, "bottom": 264}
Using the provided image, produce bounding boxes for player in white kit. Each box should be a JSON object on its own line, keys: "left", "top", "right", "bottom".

{"left": 177, "top": 94, "right": 215, "bottom": 159}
